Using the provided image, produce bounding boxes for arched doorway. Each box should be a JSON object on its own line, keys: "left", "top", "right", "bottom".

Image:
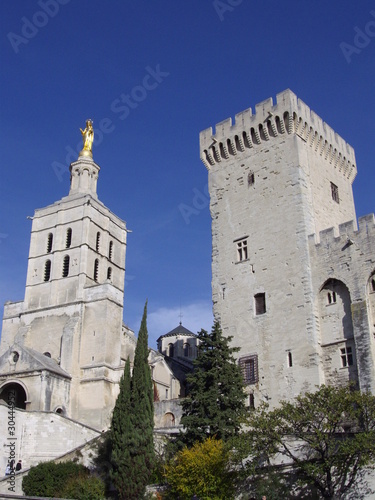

{"left": 0, "top": 382, "right": 27, "bottom": 409}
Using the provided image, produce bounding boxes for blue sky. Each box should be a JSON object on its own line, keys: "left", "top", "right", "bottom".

{"left": 1, "top": 1, "right": 374, "bottom": 348}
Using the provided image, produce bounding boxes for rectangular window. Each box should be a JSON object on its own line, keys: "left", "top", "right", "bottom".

{"left": 235, "top": 237, "right": 248, "bottom": 262}
{"left": 331, "top": 182, "right": 339, "bottom": 204}
{"left": 239, "top": 355, "right": 258, "bottom": 385}
{"left": 254, "top": 293, "right": 266, "bottom": 315}
{"left": 340, "top": 346, "right": 353, "bottom": 367}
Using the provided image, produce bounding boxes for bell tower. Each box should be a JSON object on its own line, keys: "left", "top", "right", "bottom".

{"left": 0, "top": 121, "right": 128, "bottom": 429}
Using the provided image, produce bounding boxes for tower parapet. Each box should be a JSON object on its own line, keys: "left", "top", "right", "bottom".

{"left": 308, "top": 213, "right": 375, "bottom": 247}
{"left": 200, "top": 89, "right": 357, "bottom": 182}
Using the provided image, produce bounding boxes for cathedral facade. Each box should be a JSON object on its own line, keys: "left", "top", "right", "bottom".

{"left": 200, "top": 89, "right": 375, "bottom": 408}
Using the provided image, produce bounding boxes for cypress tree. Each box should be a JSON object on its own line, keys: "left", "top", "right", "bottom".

{"left": 109, "top": 356, "right": 133, "bottom": 498}
{"left": 127, "top": 301, "right": 155, "bottom": 499}
{"left": 180, "top": 321, "right": 246, "bottom": 447}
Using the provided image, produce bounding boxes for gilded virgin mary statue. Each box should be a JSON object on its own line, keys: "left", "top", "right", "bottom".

{"left": 79, "top": 119, "right": 94, "bottom": 157}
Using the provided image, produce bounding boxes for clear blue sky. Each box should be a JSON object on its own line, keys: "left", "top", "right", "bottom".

{"left": 1, "top": 1, "right": 374, "bottom": 348}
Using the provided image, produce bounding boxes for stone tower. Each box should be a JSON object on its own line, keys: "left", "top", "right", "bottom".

{"left": 0, "top": 133, "right": 128, "bottom": 429}
{"left": 200, "top": 90, "right": 375, "bottom": 408}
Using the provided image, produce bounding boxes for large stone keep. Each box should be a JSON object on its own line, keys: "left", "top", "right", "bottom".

{"left": 200, "top": 89, "right": 375, "bottom": 408}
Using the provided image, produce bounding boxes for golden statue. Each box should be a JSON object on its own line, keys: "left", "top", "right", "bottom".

{"left": 79, "top": 119, "right": 94, "bottom": 157}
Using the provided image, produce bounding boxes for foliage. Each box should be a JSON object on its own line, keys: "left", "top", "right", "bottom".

{"left": 109, "top": 301, "right": 154, "bottom": 499}
{"left": 179, "top": 321, "right": 246, "bottom": 447}
{"left": 109, "top": 356, "right": 133, "bottom": 498}
{"left": 22, "top": 461, "right": 104, "bottom": 499}
{"left": 62, "top": 472, "right": 106, "bottom": 499}
{"left": 164, "top": 437, "right": 235, "bottom": 500}
{"left": 234, "top": 385, "right": 375, "bottom": 499}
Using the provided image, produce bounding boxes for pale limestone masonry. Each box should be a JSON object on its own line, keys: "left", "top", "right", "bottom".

{"left": 0, "top": 154, "right": 129, "bottom": 430}
{"left": 200, "top": 89, "right": 375, "bottom": 408}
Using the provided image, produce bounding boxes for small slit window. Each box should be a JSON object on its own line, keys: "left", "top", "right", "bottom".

{"left": 66, "top": 228, "right": 72, "bottom": 249}
{"left": 94, "top": 259, "right": 99, "bottom": 282}
{"left": 107, "top": 267, "right": 112, "bottom": 280}
{"left": 108, "top": 241, "right": 113, "bottom": 261}
{"left": 62, "top": 255, "right": 70, "bottom": 277}
{"left": 254, "top": 293, "right": 266, "bottom": 315}
{"left": 249, "top": 393, "right": 255, "bottom": 409}
{"left": 288, "top": 351, "right": 293, "bottom": 367}
{"left": 370, "top": 277, "right": 375, "bottom": 293}
{"left": 96, "top": 232, "right": 100, "bottom": 252}
{"left": 331, "top": 182, "right": 339, "bottom": 204}
{"left": 44, "top": 260, "right": 51, "bottom": 282}
{"left": 327, "top": 291, "right": 337, "bottom": 304}
{"left": 248, "top": 171, "right": 255, "bottom": 186}
{"left": 47, "top": 233, "right": 53, "bottom": 253}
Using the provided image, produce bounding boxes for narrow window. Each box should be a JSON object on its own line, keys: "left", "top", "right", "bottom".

{"left": 108, "top": 241, "right": 113, "bottom": 261}
{"left": 47, "top": 233, "right": 53, "bottom": 253}
{"left": 165, "top": 389, "right": 169, "bottom": 399}
{"left": 340, "top": 346, "right": 353, "bottom": 367}
{"left": 66, "top": 228, "right": 72, "bottom": 249}
{"left": 288, "top": 351, "right": 293, "bottom": 367}
{"left": 107, "top": 267, "right": 112, "bottom": 280}
{"left": 94, "top": 259, "right": 99, "bottom": 282}
{"left": 62, "top": 255, "right": 70, "bottom": 277}
{"left": 249, "top": 393, "right": 255, "bottom": 409}
{"left": 327, "top": 292, "right": 332, "bottom": 304}
{"left": 44, "top": 260, "right": 51, "bottom": 281}
{"left": 168, "top": 343, "right": 174, "bottom": 357}
{"left": 248, "top": 171, "right": 255, "bottom": 186}
{"left": 331, "top": 182, "right": 339, "bottom": 203}
{"left": 96, "top": 232, "right": 100, "bottom": 252}
{"left": 371, "top": 278, "right": 375, "bottom": 292}
{"left": 254, "top": 293, "right": 266, "bottom": 315}
{"left": 239, "top": 355, "right": 258, "bottom": 384}
{"left": 236, "top": 238, "right": 248, "bottom": 262}
{"left": 184, "top": 343, "right": 191, "bottom": 357}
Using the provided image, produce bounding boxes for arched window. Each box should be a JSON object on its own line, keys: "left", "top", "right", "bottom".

{"left": 168, "top": 343, "right": 174, "bottom": 357}
{"left": 47, "top": 233, "right": 53, "bottom": 253}
{"left": 107, "top": 267, "right": 112, "bottom": 280}
{"left": 94, "top": 259, "right": 99, "bottom": 282}
{"left": 44, "top": 260, "right": 51, "bottom": 281}
{"left": 62, "top": 255, "right": 70, "bottom": 277}
{"left": 96, "top": 232, "right": 100, "bottom": 252}
{"left": 108, "top": 241, "right": 113, "bottom": 261}
{"left": 66, "top": 228, "right": 72, "bottom": 249}
{"left": 184, "top": 343, "right": 191, "bottom": 357}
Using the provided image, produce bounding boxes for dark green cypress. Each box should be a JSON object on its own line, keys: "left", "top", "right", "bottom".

{"left": 180, "top": 321, "right": 246, "bottom": 447}
{"left": 127, "top": 301, "right": 155, "bottom": 499}
{"left": 109, "top": 356, "right": 133, "bottom": 499}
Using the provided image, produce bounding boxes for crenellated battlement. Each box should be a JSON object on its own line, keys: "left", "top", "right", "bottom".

{"left": 308, "top": 213, "right": 375, "bottom": 247}
{"left": 200, "top": 89, "right": 357, "bottom": 181}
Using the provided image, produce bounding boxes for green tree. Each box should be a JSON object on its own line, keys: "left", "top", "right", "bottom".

{"left": 22, "top": 461, "right": 104, "bottom": 499}
{"left": 164, "top": 437, "right": 235, "bottom": 500}
{"left": 128, "top": 301, "right": 155, "bottom": 498}
{"left": 179, "top": 321, "right": 246, "bottom": 447}
{"left": 109, "top": 301, "right": 154, "bottom": 499}
{"left": 109, "top": 356, "right": 133, "bottom": 498}
{"left": 235, "top": 385, "right": 375, "bottom": 499}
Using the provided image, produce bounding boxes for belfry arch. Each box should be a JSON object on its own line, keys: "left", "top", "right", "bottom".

{"left": 0, "top": 381, "right": 27, "bottom": 410}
